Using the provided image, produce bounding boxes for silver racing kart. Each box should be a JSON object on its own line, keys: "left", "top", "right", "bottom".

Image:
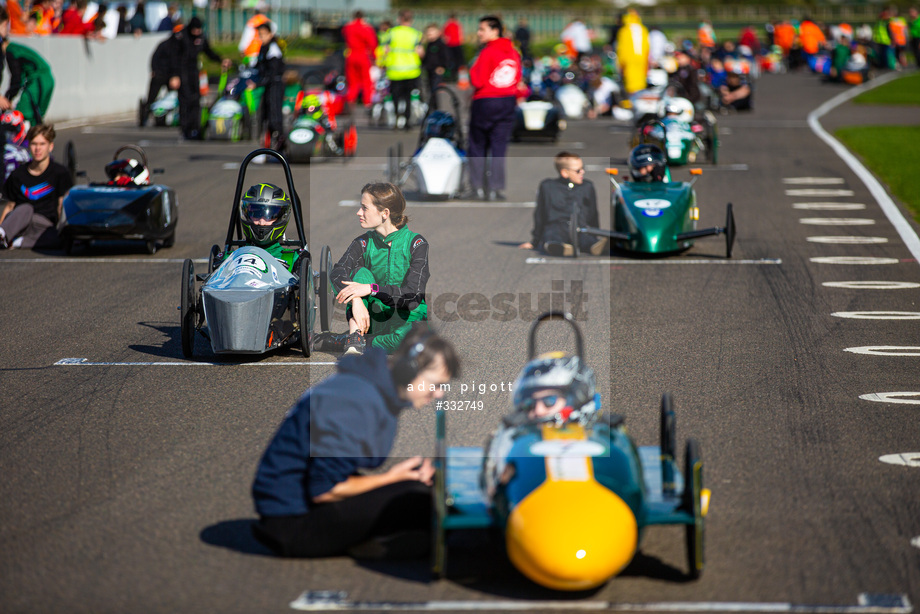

{"left": 179, "top": 149, "right": 334, "bottom": 359}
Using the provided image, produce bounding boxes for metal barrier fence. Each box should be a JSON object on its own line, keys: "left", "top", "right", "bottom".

{"left": 196, "top": 4, "right": 887, "bottom": 43}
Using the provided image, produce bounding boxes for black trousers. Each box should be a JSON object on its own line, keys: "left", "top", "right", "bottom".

{"left": 177, "top": 73, "right": 201, "bottom": 138}
{"left": 145, "top": 71, "right": 170, "bottom": 109}
{"left": 254, "top": 480, "right": 432, "bottom": 558}
{"left": 389, "top": 77, "right": 419, "bottom": 123}
{"left": 260, "top": 80, "right": 284, "bottom": 145}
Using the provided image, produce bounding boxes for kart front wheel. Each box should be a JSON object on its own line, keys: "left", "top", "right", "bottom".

{"left": 208, "top": 244, "right": 222, "bottom": 274}
{"left": 683, "top": 438, "right": 705, "bottom": 580}
{"left": 162, "top": 231, "right": 176, "bottom": 249}
{"left": 725, "top": 203, "right": 736, "bottom": 259}
{"left": 660, "top": 393, "right": 676, "bottom": 495}
{"left": 180, "top": 258, "right": 197, "bottom": 358}
{"left": 318, "top": 245, "right": 334, "bottom": 332}
{"left": 298, "top": 254, "right": 315, "bottom": 357}
{"left": 145, "top": 239, "right": 158, "bottom": 255}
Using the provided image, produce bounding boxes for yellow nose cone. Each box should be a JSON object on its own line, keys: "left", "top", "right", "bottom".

{"left": 506, "top": 481, "right": 638, "bottom": 591}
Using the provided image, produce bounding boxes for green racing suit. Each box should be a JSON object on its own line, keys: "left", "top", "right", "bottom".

{"left": 330, "top": 225, "right": 429, "bottom": 352}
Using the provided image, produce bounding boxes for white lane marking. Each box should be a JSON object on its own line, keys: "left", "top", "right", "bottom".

{"left": 526, "top": 257, "right": 782, "bottom": 265}
{"left": 823, "top": 281, "right": 920, "bottom": 289}
{"left": 832, "top": 311, "right": 920, "bottom": 320}
{"left": 0, "top": 258, "right": 208, "bottom": 264}
{"left": 783, "top": 177, "right": 845, "bottom": 185}
{"left": 845, "top": 346, "right": 920, "bottom": 356}
{"left": 222, "top": 163, "right": 239, "bottom": 170}
{"left": 860, "top": 392, "right": 920, "bottom": 404}
{"left": 55, "top": 112, "right": 135, "bottom": 130}
{"left": 54, "top": 358, "right": 336, "bottom": 366}
{"left": 793, "top": 203, "right": 866, "bottom": 210}
{"left": 555, "top": 141, "right": 586, "bottom": 149}
{"left": 807, "top": 236, "right": 887, "bottom": 244}
{"left": 808, "top": 71, "right": 920, "bottom": 265}
{"left": 811, "top": 257, "right": 900, "bottom": 265}
{"left": 879, "top": 453, "right": 920, "bottom": 468}
{"left": 911, "top": 536, "right": 920, "bottom": 549}
{"left": 289, "top": 592, "right": 914, "bottom": 613}
{"left": 800, "top": 218, "right": 875, "bottom": 226}
{"left": 786, "top": 189, "right": 855, "bottom": 196}
{"left": 338, "top": 199, "right": 536, "bottom": 208}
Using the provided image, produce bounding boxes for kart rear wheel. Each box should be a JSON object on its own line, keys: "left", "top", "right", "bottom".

{"left": 145, "top": 239, "right": 158, "bottom": 255}
{"left": 318, "top": 244, "right": 334, "bottom": 332}
{"left": 298, "top": 254, "right": 315, "bottom": 357}
{"left": 683, "top": 438, "right": 705, "bottom": 580}
{"left": 660, "top": 393, "right": 677, "bottom": 495}
{"left": 386, "top": 145, "right": 398, "bottom": 183}
{"left": 180, "top": 258, "right": 196, "bottom": 359}
{"left": 725, "top": 203, "right": 736, "bottom": 259}
{"left": 208, "top": 244, "right": 222, "bottom": 274}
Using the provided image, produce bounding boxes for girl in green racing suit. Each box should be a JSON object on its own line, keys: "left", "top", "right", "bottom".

{"left": 323, "top": 182, "right": 429, "bottom": 355}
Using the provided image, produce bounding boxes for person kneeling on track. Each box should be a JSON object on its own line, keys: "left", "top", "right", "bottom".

{"left": 238, "top": 182, "right": 297, "bottom": 271}
{"left": 519, "top": 151, "right": 606, "bottom": 258}
{"left": 251, "top": 327, "right": 460, "bottom": 559}
{"left": 316, "top": 182, "right": 430, "bottom": 356}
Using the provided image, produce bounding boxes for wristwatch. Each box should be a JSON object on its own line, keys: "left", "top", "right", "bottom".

{"left": 369, "top": 283, "right": 379, "bottom": 296}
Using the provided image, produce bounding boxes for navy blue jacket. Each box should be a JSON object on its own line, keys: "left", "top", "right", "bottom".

{"left": 252, "top": 348, "right": 408, "bottom": 517}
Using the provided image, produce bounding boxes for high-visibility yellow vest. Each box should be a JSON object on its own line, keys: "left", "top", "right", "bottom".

{"left": 383, "top": 25, "right": 422, "bottom": 80}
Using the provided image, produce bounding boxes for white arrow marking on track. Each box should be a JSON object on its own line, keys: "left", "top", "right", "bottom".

{"left": 807, "top": 236, "right": 887, "bottom": 244}
{"left": 786, "top": 189, "right": 855, "bottom": 196}
{"left": 811, "top": 257, "right": 900, "bottom": 265}
{"left": 879, "top": 453, "right": 920, "bottom": 467}
{"left": 823, "top": 281, "right": 920, "bottom": 289}
{"left": 800, "top": 218, "right": 875, "bottom": 225}
{"left": 860, "top": 392, "right": 920, "bottom": 404}
{"left": 832, "top": 311, "right": 920, "bottom": 320}
{"left": 783, "top": 177, "right": 845, "bottom": 185}
{"left": 794, "top": 203, "right": 866, "bottom": 210}
{"left": 845, "top": 346, "right": 920, "bottom": 356}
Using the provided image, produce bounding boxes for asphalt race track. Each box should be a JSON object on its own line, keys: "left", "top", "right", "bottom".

{"left": 1, "top": 71, "right": 918, "bottom": 613}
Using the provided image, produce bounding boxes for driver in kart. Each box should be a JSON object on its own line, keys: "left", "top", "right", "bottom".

{"left": 628, "top": 144, "right": 668, "bottom": 183}
{"left": 315, "top": 182, "right": 429, "bottom": 356}
{"left": 238, "top": 182, "right": 297, "bottom": 271}
{"left": 104, "top": 159, "right": 150, "bottom": 187}
{"left": 296, "top": 92, "right": 342, "bottom": 155}
{"left": 512, "top": 351, "right": 597, "bottom": 425}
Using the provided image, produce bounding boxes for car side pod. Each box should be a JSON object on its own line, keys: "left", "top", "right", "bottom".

{"left": 675, "top": 202, "right": 736, "bottom": 258}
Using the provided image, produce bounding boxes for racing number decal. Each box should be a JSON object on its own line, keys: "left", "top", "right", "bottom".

{"left": 634, "top": 198, "right": 672, "bottom": 218}
{"left": 232, "top": 253, "right": 269, "bottom": 278}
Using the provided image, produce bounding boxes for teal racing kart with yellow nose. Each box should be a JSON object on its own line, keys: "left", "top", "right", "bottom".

{"left": 432, "top": 311, "right": 711, "bottom": 590}
{"left": 570, "top": 166, "right": 735, "bottom": 258}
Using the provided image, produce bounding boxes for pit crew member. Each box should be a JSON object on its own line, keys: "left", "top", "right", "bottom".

{"left": 252, "top": 327, "right": 460, "bottom": 558}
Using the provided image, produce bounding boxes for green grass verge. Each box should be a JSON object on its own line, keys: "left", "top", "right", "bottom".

{"left": 852, "top": 73, "right": 920, "bottom": 105}
{"left": 201, "top": 38, "right": 331, "bottom": 78}
{"left": 835, "top": 125, "right": 920, "bottom": 223}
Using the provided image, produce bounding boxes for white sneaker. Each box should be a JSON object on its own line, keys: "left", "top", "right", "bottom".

{"left": 396, "top": 116, "right": 406, "bottom": 130}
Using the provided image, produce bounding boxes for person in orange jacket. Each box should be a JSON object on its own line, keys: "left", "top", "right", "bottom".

{"left": 798, "top": 16, "right": 827, "bottom": 65}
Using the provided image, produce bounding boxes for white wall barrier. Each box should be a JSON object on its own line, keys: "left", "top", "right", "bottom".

{"left": 5, "top": 33, "right": 167, "bottom": 123}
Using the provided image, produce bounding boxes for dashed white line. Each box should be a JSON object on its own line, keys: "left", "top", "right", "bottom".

{"left": 879, "top": 453, "right": 920, "bottom": 468}
{"left": 786, "top": 189, "right": 855, "bottom": 196}
{"left": 783, "top": 177, "right": 845, "bottom": 185}
{"left": 844, "top": 346, "right": 920, "bottom": 356}
{"left": 799, "top": 218, "right": 875, "bottom": 226}
{"left": 807, "top": 236, "right": 887, "bottom": 244}
{"left": 823, "top": 281, "right": 920, "bottom": 289}
{"left": 860, "top": 392, "right": 920, "bottom": 404}
{"left": 832, "top": 311, "right": 920, "bottom": 320}
{"left": 794, "top": 203, "right": 866, "bottom": 210}
{"left": 811, "top": 257, "right": 900, "bottom": 265}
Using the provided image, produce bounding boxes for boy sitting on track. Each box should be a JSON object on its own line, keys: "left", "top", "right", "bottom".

{"left": 519, "top": 151, "right": 607, "bottom": 257}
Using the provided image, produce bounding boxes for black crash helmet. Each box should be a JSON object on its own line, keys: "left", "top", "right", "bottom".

{"left": 239, "top": 183, "right": 292, "bottom": 246}
{"left": 628, "top": 144, "right": 667, "bottom": 182}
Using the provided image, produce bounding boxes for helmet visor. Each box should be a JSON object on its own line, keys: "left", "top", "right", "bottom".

{"left": 242, "top": 201, "right": 287, "bottom": 224}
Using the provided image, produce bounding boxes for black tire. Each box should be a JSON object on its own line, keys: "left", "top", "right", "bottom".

{"left": 569, "top": 211, "right": 580, "bottom": 258}
{"left": 725, "top": 203, "right": 736, "bottom": 259}
{"left": 62, "top": 235, "right": 75, "bottom": 255}
{"left": 145, "top": 239, "right": 158, "bottom": 255}
{"left": 683, "top": 438, "right": 704, "bottom": 580}
{"left": 208, "top": 244, "right": 222, "bottom": 274}
{"left": 298, "top": 254, "right": 315, "bottom": 357}
{"left": 243, "top": 110, "right": 253, "bottom": 141}
{"left": 660, "top": 393, "right": 676, "bottom": 472}
{"left": 387, "top": 145, "right": 397, "bottom": 183}
{"left": 180, "top": 258, "right": 196, "bottom": 359}
{"left": 318, "top": 244, "right": 334, "bottom": 332}
{"left": 162, "top": 231, "right": 176, "bottom": 249}
{"left": 65, "top": 141, "right": 77, "bottom": 185}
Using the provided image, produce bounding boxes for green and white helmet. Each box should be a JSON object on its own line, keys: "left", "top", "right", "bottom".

{"left": 240, "top": 183, "right": 292, "bottom": 246}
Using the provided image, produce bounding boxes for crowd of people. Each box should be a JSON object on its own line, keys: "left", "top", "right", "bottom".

{"left": 3, "top": 0, "right": 184, "bottom": 39}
